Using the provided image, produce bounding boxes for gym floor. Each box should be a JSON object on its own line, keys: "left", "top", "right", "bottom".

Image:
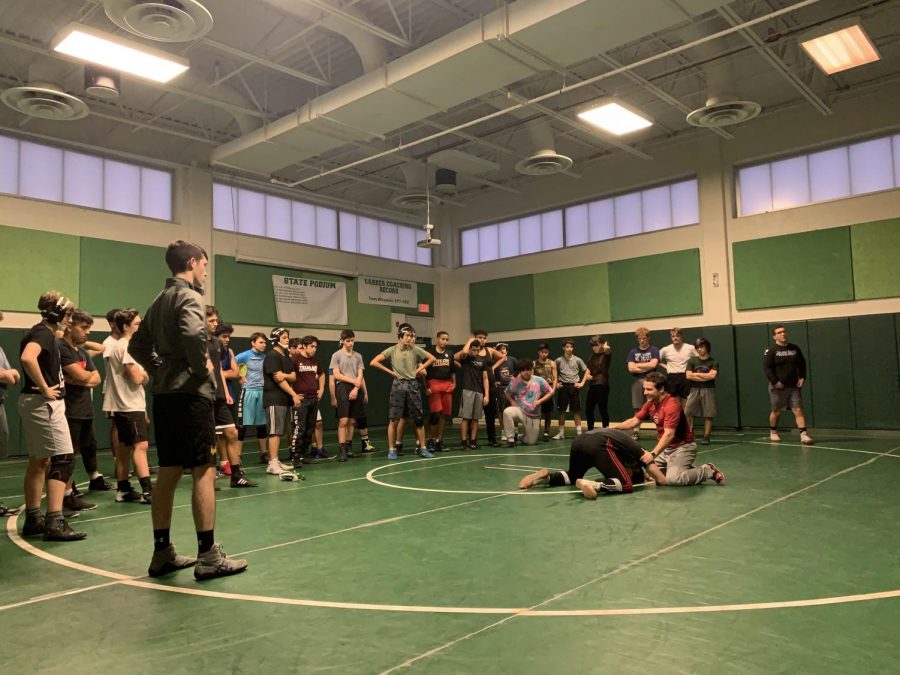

{"left": 2, "top": 430, "right": 899, "bottom": 674}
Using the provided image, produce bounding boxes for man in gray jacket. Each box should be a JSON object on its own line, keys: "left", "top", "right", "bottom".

{"left": 131, "top": 240, "right": 247, "bottom": 581}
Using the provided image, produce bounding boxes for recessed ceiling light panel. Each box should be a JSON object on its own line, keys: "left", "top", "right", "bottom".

{"left": 577, "top": 100, "right": 652, "bottom": 136}
{"left": 800, "top": 22, "right": 880, "bottom": 75}
{"left": 53, "top": 23, "right": 189, "bottom": 83}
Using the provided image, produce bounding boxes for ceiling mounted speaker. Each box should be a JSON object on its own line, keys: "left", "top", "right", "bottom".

{"left": 84, "top": 66, "right": 120, "bottom": 99}
{"left": 103, "top": 0, "right": 214, "bottom": 42}
{"left": 391, "top": 192, "right": 440, "bottom": 209}
{"left": 514, "top": 150, "right": 573, "bottom": 176}
{"left": 433, "top": 168, "right": 457, "bottom": 195}
{"left": 1, "top": 84, "right": 89, "bottom": 121}
{"left": 686, "top": 98, "right": 761, "bottom": 128}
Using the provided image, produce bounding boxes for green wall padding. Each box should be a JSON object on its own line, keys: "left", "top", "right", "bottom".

{"left": 79, "top": 238, "right": 167, "bottom": 316}
{"left": 850, "top": 218, "right": 900, "bottom": 300}
{"left": 733, "top": 228, "right": 854, "bottom": 310}
{"left": 0, "top": 225, "right": 80, "bottom": 312}
{"left": 849, "top": 315, "right": 900, "bottom": 429}
{"left": 469, "top": 274, "right": 535, "bottom": 332}
{"left": 807, "top": 318, "right": 856, "bottom": 429}
{"left": 734, "top": 323, "right": 770, "bottom": 428}
{"left": 533, "top": 264, "right": 610, "bottom": 328}
{"left": 214, "top": 256, "right": 433, "bottom": 331}
{"left": 608, "top": 249, "right": 703, "bottom": 321}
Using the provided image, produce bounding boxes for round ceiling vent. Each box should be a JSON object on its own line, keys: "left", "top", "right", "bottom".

{"left": 1, "top": 84, "right": 89, "bottom": 121}
{"left": 104, "top": 0, "right": 214, "bottom": 42}
{"left": 391, "top": 192, "right": 441, "bottom": 209}
{"left": 514, "top": 151, "right": 573, "bottom": 176}
{"left": 686, "top": 99, "right": 761, "bottom": 128}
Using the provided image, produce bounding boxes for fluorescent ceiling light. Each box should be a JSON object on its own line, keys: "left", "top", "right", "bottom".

{"left": 800, "top": 23, "right": 880, "bottom": 75}
{"left": 577, "top": 101, "right": 652, "bottom": 136}
{"left": 53, "top": 24, "right": 189, "bottom": 83}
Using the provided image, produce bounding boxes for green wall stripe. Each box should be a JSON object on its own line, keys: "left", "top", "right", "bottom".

{"left": 850, "top": 218, "right": 900, "bottom": 300}
{"left": 533, "top": 264, "right": 610, "bottom": 328}
{"left": 0, "top": 224, "right": 81, "bottom": 312}
{"left": 608, "top": 249, "right": 703, "bottom": 321}
{"left": 469, "top": 274, "right": 535, "bottom": 332}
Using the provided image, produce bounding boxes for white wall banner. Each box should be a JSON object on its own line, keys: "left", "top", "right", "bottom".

{"left": 358, "top": 276, "right": 417, "bottom": 308}
{"left": 272, "top": 275, "right": 348, "bottom": 325}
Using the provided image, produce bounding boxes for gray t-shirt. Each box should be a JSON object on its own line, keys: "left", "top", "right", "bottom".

{"left": 329, "top": 349, "right": 364, "bottom": 381}
{"left": 102, "top": 337, "right": 146, "bottom": 412}
{"left": 555, "top": 355, "right": 587, "bottom": 384}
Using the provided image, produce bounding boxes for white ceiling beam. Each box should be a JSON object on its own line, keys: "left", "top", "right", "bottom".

{"left": 299, "top": 0, "right": 412, "bottom": 48}
{"left": 200, "top": 37, "right": 330, "bottom": 87}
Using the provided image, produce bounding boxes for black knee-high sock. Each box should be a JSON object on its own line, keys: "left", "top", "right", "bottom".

{"left": 197, "top": 530, "right": 214, "bottom": 555}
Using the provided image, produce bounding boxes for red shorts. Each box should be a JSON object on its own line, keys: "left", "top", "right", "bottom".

{"left": 427, "top": 379, "right": 454, "bottom": 416}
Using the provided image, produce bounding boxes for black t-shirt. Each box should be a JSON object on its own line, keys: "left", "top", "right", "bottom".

{"left": 263, "top": 348, "right": 295, "bottom": 407}
{"left": 207, "top": 336, "right": 226, "bottom": 401}
{"left": 459, "top": 351, "right": 489, "bottom": 393}
{"left": 587, "top": 351, "right": 611, "bottom": 386}
{"left": 58, "top": 339, "right": 95, "bottom": 419}
{"left": 425, "top": 346, "right": 455, "bottom": 381}
{"left": 20, "top": 323, "right": 64, "bottom": 397}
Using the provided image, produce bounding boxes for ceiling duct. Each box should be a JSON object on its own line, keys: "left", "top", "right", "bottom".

{"left": 1, "top": 61, "right": 89, "bottom": 121}
{"left": 392, "top": 163, "right": 440, "bottom": 209}
{"left": 433, "top": 168, "right": 458, "bottom": 195}
{"left": 103, "top": 0, "right": 214, "bottom": 42}
{"left": 514, "top": 120, "right": 572, "bottom": 176}
{"left": 84, "top": 65, "right": 120, "bottom": 99}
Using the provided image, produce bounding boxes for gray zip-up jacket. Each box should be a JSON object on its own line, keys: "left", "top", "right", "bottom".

{"left": 130, "top": 277, "right": 215, "bottom": 401}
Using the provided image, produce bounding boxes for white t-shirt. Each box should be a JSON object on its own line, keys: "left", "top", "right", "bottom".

{"left": 659, "top": 343, "right": 698, "bottom": 374}
{"left": 102, "top": 337, "right": 146, "bottom": 412}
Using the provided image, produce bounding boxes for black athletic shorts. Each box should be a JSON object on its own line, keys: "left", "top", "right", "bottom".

{"left": 214, "top": 398, "right": 235, "bottom": 429}
{"left": 666, "top": 373, "right": 690, "bottom": 399}
{"left": 335, "top": 381, "right": 364, "bottom": 420}
{"left": 152, "top": 393, "right": 215, "bottom": 468}
{"left": 113, "top": 411, "right": 149, "bottom": 446}
{"left": 557, "top": 383, "right": 582, "bottom": 413}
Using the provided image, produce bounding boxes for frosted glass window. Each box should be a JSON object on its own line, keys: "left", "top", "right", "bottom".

{"left": 771, "top": 156, "right": 810, "bottom": 211}
{"left": 478, "top": 223, "right": 499, "bottom": 262}
{"left": 379, "top": 221, "right": 399, "bottom": 260}
{"left": 212, "top": 183, "right": 236, "bottom": 231}
{"left": 316, "top": 207, "right": 337, "bottom": 249}
{"left": 291, "top": 201, "right": 316, "bottom": 245}
{"left": 236, "top": 188, "right": 265, "bottom": 236}
{"left": 416, "top": 244, "right": 432, "bottom": 266}
{"left": 461, "top": 228, "right": 479, "bottom": 265}
{"left": 63, "top": 151, "right": 103, "bottom": 209}
{"left": 498, "top": 219, "right": 520, "bottom": 258}
{"left": 737, "top": 164, "right": 772, "bottom": 216}
{"left": 641, "top": 185, "right": 671, "bottom": 232}
{"left": 141, "top": 167, "right": 172, "bottom": 220}
{"left": 588, "top": 198, "right": 614, "bottom": 241}
{"left": 20, "top": 141, "right": 62, "bottom": 202}
{"left": 398, "top": 226, "right": 417, "bottom": 263}
{"left": 540, "top": 210, "right": 563, "bottom": 250}
{"left": 613, "top": 192, "right": 642, "bottom": 237}
{"left": 809, "top": 147, "right": 850, "bottom": 203}
{"left": 849, "top": 138, "right": 894, "bottom": 195}
{"left": 339, "top": 212, "right": 358, "bottom": 252}
{"left": 104, "top": 160, "right": 141, "bottom": 215}
{"left": 671, "top": 179, "right": 699, "bottom": 227}
{"left": 265, "top": 195, "right": 291, "bottom": 241}
{"left": 565, "top": 204, "right": 589, "bottom": 246}
{"left": 0, "top": 136, "right": 18, "bottom": 195}
{"left": 358, "top": 216, "right": 380, "bottom": 256}
{"left": 518, "top": 215, "right": 541, "bottom": 255}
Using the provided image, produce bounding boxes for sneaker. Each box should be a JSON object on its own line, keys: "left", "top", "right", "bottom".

{"left": 800, "top": 431, "right": 814, "bottom": 445}
{"left": 276, "top": 459, "right": 293, "bottom": 471}
{"left": 116, "top": 489, "right": 141, "bottom": 502}
{"left": 62, "top": 506, "right": 81, "bottom": 519}
{"left": 769, "top": 431, "right": 781, "bottom": 442}
{"left": 708, "top": 463, "right": 726, "bottom": 486}
{"left": 21, "top": 513, "right": 46, "bottom": 537}
{"left": 542, "top": 433, "right": 550, "bottom": 442}
{"left": 576, "top": 427, "right": 583, "bottom": 436}
{"left": 519, "top": 468, "right": 549, "bottom": 490}
{"left": 300, "top": 453, "right": 319, "bottom": 465}
{"left": 315, "top": 448, "right": 335, "bottom": 461}
{"left": 266, "top": 462, "right": 284, "bottom": 475}
{"left": 0, "top": 503, "right": 24, "bottom": 517}
{"left": 43, "top": 517, "right": 87, "bottom": 542}
{"left": 552, "top": 431, "right": 565, "bottom": 440}
{"left": 435, "top": 440, "right": 448, "bottom": 452}
{"left": 230, "top": 472, "right": 259, "bottom": 488}
{"left": 194, "top": 543, "right": 248, "bottom": 581}
{"left": 700, "top": 436, "right": 710, "bottom": 446}
{"left": 88, "top": 476, "right": 114, "bottom": 491}
{"left": 415, "top": 446, "right": 434, "bottom": 458}
{"left": 63, "top": 494, "right": 97, "bottom": 511}
{"left": 576, "top": 478, "right": 600, "bottom": 500}
{"left": 598, "top": 478, "right": 623, "bottom": 493}
{"left": 388, "top": 449, "right": 398, "bottom": 460}
{"left": 148, "top": 544, "right": 197, "bottom": 577}
{"left": 500, "top": 434, "right": 508, "bottom": 443}
{"left": 361, "top": 440, "right": 376, "bottom": 453}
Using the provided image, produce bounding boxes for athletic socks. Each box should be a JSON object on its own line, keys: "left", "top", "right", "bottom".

{"left": 360, "top": 435, "right": 370, "bottom": 448}
{"left": 26, "top": 507, "right": 41, "bottom": 519}
{"left": 197, "top": 530, "right": 215, "bottom": 555}
{"left": 154, "top": 528, "right": 171, "bottom": 552}
{"left": 89, "top": 471, "right": 102, "bottom": 480}
{"left": 230, "top": 463, "right": 242, "bottom": 476}
{"left": 138, "top": 476, "right": 153, "bottom": 493}
{"left": 117, "top": 480, "right": 131, "bottom": 493}
{"left": 799, "top": 427, "right": 808, "bottom": 433}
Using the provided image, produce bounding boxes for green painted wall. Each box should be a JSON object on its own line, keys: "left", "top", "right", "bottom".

{"left": 0, "top": 225, "right": 81, "bottom": 311}
{"left": 469, "top": 274, "right": 535, "bottom": 332}
{"left": 850, "top": 218, "right": 900, "bottom": 300}
{"left": 533, "top": 264, "right": 610, "bottom": 328}
{"left": 608, "top": 249, "right": 703, "bottom": 321}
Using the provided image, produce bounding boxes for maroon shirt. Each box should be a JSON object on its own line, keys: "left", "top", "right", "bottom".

{"left": 636, "top": 394, "right": 694, "bottom": 448}
{"left": 292, "top": 354, "right": 323, "bottom": 397}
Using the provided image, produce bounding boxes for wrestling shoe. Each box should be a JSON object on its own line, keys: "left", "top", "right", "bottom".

{"left": 707, "top": 463, "right": 726, "bottom": 486}
{"left": 140, "top": 491, "right": 152, "bottom": 504}
{"left": 435, "top": 440, "right": 449, "bottom": 452}
{"left": 21, "top": 512, "right": 46, "bottom": 537}
{"left": 194, "top": 544, "right": 248, "bottom": 581}
{"left": 43, "top": 517, "right": 87, "bottom": 542}
{"left": 576, "top": 478, "right": 600, "bottom": 500}
{"left": 800, "top": 431, "right": 814, "bottom": 445}
{"left": 519, "top": 468, "right": 549, "bottom": 490}
{"left": 700, "top": 436, "right": 710, "bottom": 446}
{"left": 427, "top": 438, "right": 436, "bottom": 452}
{"left": 63, "top": 494, "right": 97, "bottom": 511}
{"left": 230, "top": 471, "right": 259, "bottom": 488}
{"left": 361, "top": 439, "right": 376, "bottom": 453}
{"left": 116, "top": 488, "right": 145, "bottom": 503}
{"left": 88, "top": 475, "right": 114, "bottom": 491}
{"left": 542, "top": 433, "right": 550, "bottom": 442}
{"left": 148, "top": 544, "right": 197, "bottom": 577}
{"left": 315, "top": 448, "right": 335, "bottom": 461}
{"left": 337, "top": 443, "right": 348, "bottom": 462}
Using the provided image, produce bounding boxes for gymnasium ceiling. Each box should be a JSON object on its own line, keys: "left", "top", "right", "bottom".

{"left": 1, "top": 0, "right": 899, "bottom": 221}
